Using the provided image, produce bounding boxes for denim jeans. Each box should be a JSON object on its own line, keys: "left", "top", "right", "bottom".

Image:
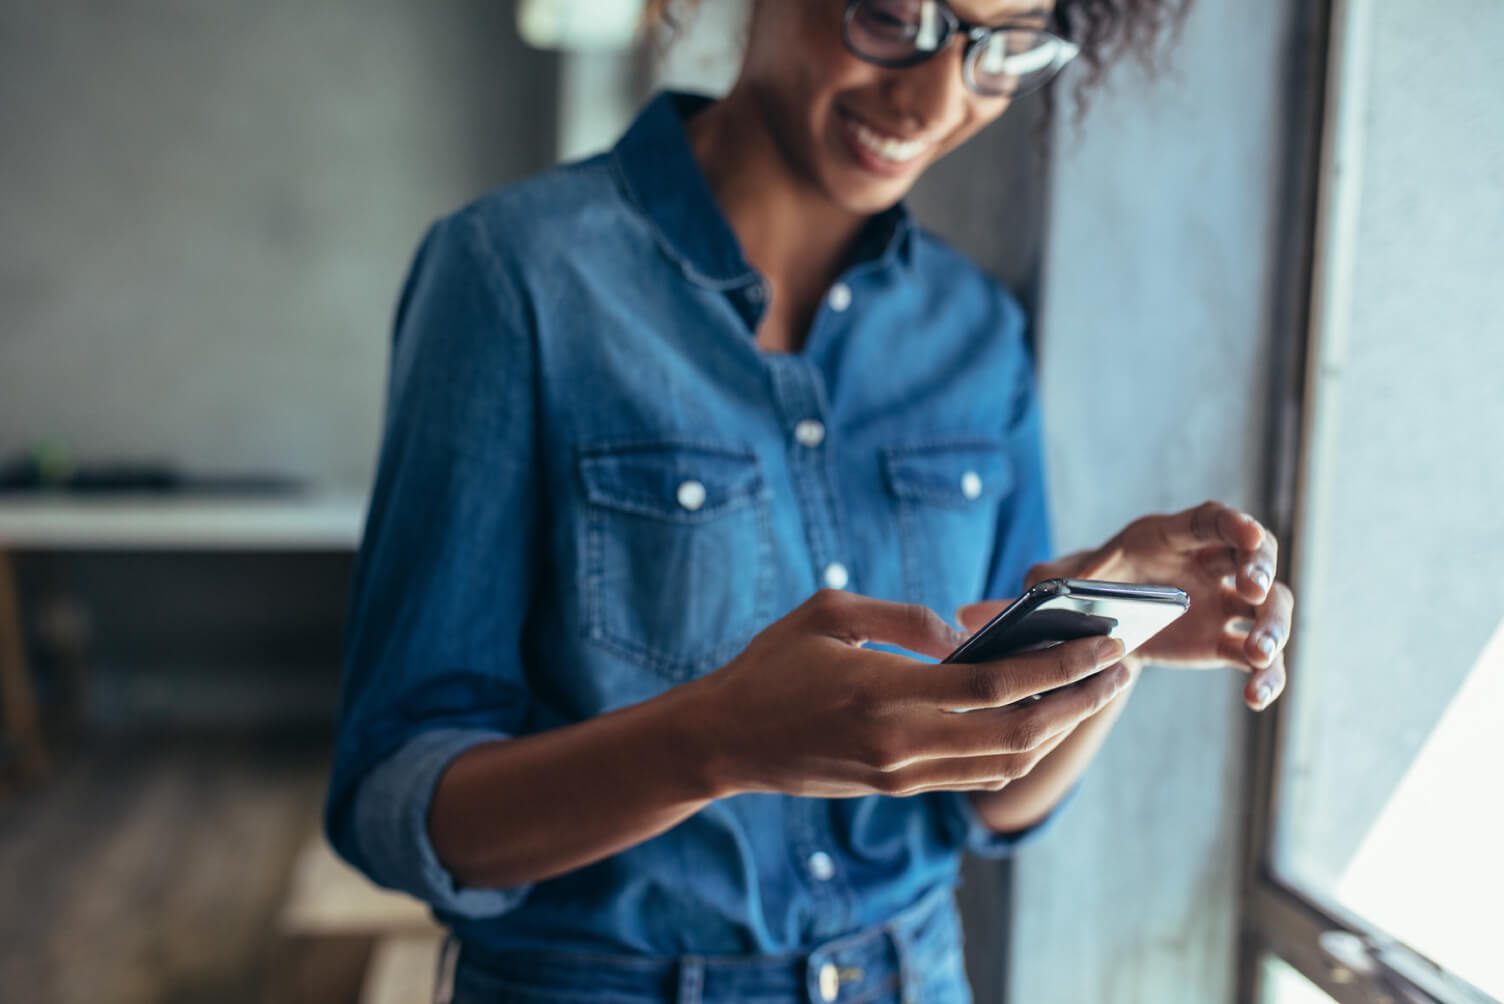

{"left": 447, "top": 884, "right": 972, "bottom": 1004}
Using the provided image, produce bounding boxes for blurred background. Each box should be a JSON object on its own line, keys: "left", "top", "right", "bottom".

{"left": 0, "top": 1, "right": 1498, "bottom": 1002}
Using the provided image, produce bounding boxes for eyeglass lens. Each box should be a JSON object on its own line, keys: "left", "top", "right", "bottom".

{"left": 844, "top": 0, "right": 1074, "bottom": 97}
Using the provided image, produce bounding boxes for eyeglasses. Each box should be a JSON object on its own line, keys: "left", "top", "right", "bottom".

{"left": 841, "top": 0, "right": 1080, "bottom": 99}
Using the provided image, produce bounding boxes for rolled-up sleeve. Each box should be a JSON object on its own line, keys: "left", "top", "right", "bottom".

{"left": 324, "top": 209, "right": 541, "bottom": 919}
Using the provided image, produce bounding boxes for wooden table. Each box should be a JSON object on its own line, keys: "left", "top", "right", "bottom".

{"left": 0, "top": 493, "right": 367, "bottom": 781}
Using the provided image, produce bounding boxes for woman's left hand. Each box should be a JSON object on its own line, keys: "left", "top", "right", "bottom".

{"left": 968, "top": 501, "right": 1295, "bottom": 711}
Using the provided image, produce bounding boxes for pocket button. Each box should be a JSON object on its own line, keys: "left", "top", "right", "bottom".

{"left": 960, "top": 470, "right": 983, "bottom": 500}
{"left": 823, "top": 562, "right": 850, "bottom": 590}
{"left": 676, "top": 479, "right": 707, "bottom": 511}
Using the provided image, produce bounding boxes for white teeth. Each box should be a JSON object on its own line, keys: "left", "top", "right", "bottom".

{"left": 848, "top": 117, "right": 927, "bottom": 164}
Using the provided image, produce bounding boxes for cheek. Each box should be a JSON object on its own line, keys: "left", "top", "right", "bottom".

{"left": 931, "top": 102, "right": 1010, "bottom": 162}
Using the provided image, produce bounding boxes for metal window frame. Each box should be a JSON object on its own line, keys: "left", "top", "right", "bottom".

{"left": 1238, "top": 1, "right": 1502, "bottom": 1002}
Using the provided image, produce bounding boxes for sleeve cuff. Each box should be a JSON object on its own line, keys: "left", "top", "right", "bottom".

{"left": 937, "top": 780, "right": 1082, "bottom": 859}
{"left": 350, "top": 727, "right": 534, "bottom": 920}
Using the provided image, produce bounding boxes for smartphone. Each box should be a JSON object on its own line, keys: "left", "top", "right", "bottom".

{"left": 943, "top": 578, "right": 1190, "bottom": 671}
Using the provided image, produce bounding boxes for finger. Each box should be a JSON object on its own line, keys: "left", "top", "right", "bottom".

{"left": 1192, "top": 547, "right": 1239, "bottom": 586}
{"left": 806, "top": 590, "right": 964, "bottom": 659}
{"left": 1234, "top": 527, "right": 1281, "bottom": 605}
{"left": 956, "top": 598, "right": 1015, "bottom": 633}
{"left": 910, "top": 662, "right": 1131, "bottom": 758}
{"left": 1157, "top": 500, "right": 1265, "bottom": 556}
{"left": 1244, "top": 581, "right": 1294, "bottom": 668}
{"left": 876, "top": 712, "right": 1082, "bottom": 794}
{"left": 1222, "top": 589, "right": 1259, "bottom": 632}
{"left": 1244, "top": 649, "right": 1287, "bottom": 711}
{"left": 920, "top": 635, "right": 1126, "bottom": 711}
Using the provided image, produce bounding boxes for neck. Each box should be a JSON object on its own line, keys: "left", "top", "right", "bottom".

{"left": 687, "top": 87, "right": 870, "bottom": 349}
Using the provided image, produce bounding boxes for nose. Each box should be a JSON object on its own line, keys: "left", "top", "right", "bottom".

{"left": 878, "top": 36, "right": 973, "bottom": 134}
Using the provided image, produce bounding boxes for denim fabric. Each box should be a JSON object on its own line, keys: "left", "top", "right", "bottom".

{"left": 449, "top": 883, "right": 971, "bottom": 1004}
{"left": 326, "top": 90, "right": 1062, "bottom": 997}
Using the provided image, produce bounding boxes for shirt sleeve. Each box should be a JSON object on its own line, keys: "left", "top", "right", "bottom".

{"left": 323, "top": 209, "right": 541, "bottom": 920}
{"left": 933, "top": 780, "right": 1083, "bottom": 859}
{"left": 933, "top": 286, "right": 1075, "bottom": 859}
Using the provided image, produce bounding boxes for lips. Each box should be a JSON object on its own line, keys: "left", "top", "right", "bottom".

{"left": 834, "top": 107, "right": 932, "bottom": 178}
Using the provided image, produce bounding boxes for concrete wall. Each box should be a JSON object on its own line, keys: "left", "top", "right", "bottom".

{"left": 1006, "top": 0, "right": 1303, "bottom": 1001}
{"left": 0, "top": 0, "right": 558, "bottom": 491}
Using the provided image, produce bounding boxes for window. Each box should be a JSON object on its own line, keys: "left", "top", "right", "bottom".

{"left": 1243, "top": 0, "right": 1504, "bottom": 1001}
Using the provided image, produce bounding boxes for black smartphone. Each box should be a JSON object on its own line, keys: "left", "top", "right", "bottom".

{"left": 942, "top": 578, "right": 1190, "bottom": 668}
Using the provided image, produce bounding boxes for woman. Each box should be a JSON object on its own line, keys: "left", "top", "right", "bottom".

{"left": 326, "top": 1, "right": 1296, "bottom": 1001}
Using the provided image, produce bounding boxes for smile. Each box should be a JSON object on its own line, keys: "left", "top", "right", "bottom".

{"left": 838, "top": 109, "right": 931, "bottom": 166}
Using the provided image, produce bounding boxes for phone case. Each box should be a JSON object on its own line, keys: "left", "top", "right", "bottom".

{"left": 942, "top": 578, "right": 1190, "bottom": 665}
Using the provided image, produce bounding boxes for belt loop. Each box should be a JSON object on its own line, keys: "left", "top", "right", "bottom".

{"left": 676, "top": 954, "right": 706, "bottom": 1004}
{"left": 885, "top": 918, "right": 917, "bottom": 1004}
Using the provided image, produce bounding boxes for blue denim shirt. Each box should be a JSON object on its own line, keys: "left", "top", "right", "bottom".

{"left": 326, "top": 91, "right": 1062, "bottom": 972}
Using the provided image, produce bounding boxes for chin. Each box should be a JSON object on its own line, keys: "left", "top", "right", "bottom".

{"left": 830, "top": 178, "right": 911, "bottom": 216}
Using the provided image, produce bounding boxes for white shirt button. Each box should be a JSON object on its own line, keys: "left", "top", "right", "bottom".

{"left": 960, "top": 470, "right": 983, "bottom": 500}
{"left": 818, "top": 961, "right": 840, "bottom": 1001}
{"left": 745, "top": 280, "right": 768, "bottom": 302}
{"left": 823, "top": 562, "right": 849, "bottom": 590}
{"left": 808, "top": 850, "right": 836, "bottom": 881}
{"left": 794, "top": 419, "right": 826, "bottom": 448}
{"left": 676, "top": 480, "right": 706, "bottom": 511}
{"left": 827, "top": 282, "right": 852, "bottom": 312}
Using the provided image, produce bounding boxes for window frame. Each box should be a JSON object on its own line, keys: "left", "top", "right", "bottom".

{"left": 1236, "top": 1, "right": 1503, "bottom": 1002}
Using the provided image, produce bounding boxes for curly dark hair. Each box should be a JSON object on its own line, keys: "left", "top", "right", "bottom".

{"left": 642, "top": 0, "right": 1193, "bottom": 124}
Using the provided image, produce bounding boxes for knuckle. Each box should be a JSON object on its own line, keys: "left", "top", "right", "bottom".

{"left": 810, "top": 587, "right": 848, "bottom": 618}
{"left": 845, "top": 680, "right": 884, "bottom": 720}
{"left": 863, "top": 735, "right": 902, "bottom": 772}
{"left": 1009, "top": 715, "right": 1047, "bottom": 752}
{"left": 1058, "top": 645, "right": 1093, "bottom": 686}
{"left": 967, "top": 666, "right": 1004, "bottom": 706}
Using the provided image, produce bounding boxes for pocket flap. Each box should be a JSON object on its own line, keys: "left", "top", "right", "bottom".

{"left": 578, "top": 441, "right": 764, "bottom": 522}
{"left": 882, "top": 440, "right": 1012, "bottom": 508}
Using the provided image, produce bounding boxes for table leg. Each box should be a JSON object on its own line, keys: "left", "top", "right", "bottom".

{"left": 0, "top": 548, "right": 49, "bottom": 781}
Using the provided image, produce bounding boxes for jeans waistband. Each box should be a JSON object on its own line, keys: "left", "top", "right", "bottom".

{"left": 452, "top": 882, "right": 960, "bottom": 1004}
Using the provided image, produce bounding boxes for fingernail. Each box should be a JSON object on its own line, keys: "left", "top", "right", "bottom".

{"left": 1249, "top": 565, "right": 1271, "bottom": 592}
{"left": 1256, "top": 633, "right": 1276, "bottom": 658}
{"left": 1255, "top": 682, "right": 1274, "bottom": 708}
{"left": 1096, "top": 637, "right": 1126, "bottom": 662}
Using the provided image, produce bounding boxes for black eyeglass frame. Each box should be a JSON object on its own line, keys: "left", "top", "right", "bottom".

{"left": 840, "top": 0, "right": 1080, "bottom": 98}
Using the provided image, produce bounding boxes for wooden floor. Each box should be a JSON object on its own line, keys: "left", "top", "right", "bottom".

{"left": 0, "top": 736, "right": 330, "bottom": 1004}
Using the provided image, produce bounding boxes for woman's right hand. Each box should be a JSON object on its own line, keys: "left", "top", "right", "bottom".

{"left": 680, "top": 589, "right": 1131, "bottom": 800}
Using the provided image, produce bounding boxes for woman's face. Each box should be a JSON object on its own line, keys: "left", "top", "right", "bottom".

{"left": 737, "top": 0, "right": 1056, "bottom": 216}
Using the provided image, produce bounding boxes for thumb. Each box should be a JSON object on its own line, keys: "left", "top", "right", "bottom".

{"left": 956, "top": 598, "right": 1016, "bottom": 632}
{"left": 811, "top": 593, "right": 966, "bottom": 659}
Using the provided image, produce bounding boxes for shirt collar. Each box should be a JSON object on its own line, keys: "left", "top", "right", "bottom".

{"left": 611, "top": 90, "right": 914, "bottom": 290}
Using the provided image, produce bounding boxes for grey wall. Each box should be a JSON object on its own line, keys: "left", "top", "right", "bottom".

{"left": 1, "top": 2, "right": 559, "bottom": 727}
{"left": 0, "top": 0, "right": 558, "bottom": 491}
{"left": 1006, "top": 0, "right": 1303, "bottom": 1001}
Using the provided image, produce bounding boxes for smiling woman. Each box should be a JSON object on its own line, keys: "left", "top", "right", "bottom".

{"left": 324, "top": 0, "right": 1297, "bottom": 1001}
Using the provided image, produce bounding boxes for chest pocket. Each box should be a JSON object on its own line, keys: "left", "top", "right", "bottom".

{"left": 882, "top": 440, "right": 1013, "bottom": 621}
{"left": 578, "top": 441, "right": 774, "bottom": 683}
